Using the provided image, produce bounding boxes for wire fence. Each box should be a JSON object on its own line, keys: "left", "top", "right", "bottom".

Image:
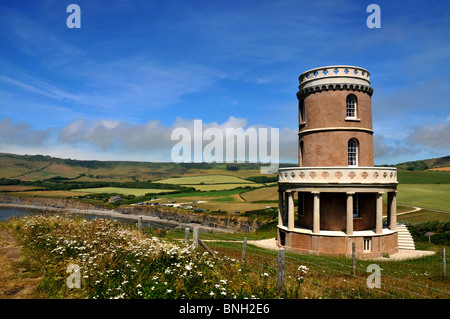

{"left": 183, "top": 226, "right": 450, "bottom": 299}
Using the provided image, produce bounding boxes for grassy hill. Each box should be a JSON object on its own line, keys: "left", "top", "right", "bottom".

{"left": 393, "top": 155, "right": 450, "bottom": 171}
{"left": 0, "top": 152, "right": 282, "bottom": 182}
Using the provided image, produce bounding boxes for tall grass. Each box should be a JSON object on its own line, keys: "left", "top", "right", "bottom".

{"left": 5, "top": 214, "right": 449, "bottom": 299}
{"left": 5, "top": 214, "right": 308, "bottom": 299}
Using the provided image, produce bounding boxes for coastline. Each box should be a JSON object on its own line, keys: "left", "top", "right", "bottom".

{"left": 0, "top": 202, "right": 234, "bottom": 233}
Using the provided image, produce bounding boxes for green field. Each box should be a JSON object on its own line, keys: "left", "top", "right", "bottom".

{"left": 72, "top": 187, "right": 176, "bottom": 196}
{"left": 180, "top": 183, "right": 265, "bottom": 191}
{"left": 397, "top": 170, "right": 450, "bottom": 184}
{"left": 397, "top": 184, "right": 450, "bottom": 211}
{"left": 154, "top": 174, "right": 254, "bottom": 185}
{"left": 154, "top": 174, "right": 267, "bottom": 191}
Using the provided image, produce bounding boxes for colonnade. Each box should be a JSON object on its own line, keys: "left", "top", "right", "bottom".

{"left": 278, "top": 189, "right": 397, "bottom": 235}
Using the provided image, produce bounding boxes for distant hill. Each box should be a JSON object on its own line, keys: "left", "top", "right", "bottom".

{"left": 0, "top": 152, "right": 287, "bottom": 182}
{"left": 394, "top": 155, "right": 450, "bottom": 171}
{"left": 1, "top": 152, "right": 449, "bottom": 183}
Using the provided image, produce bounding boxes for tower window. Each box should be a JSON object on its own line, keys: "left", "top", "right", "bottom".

{"left": 348, "top": 138, "right": 359, "bottom": 167}
{"left": 346, "top": 94, "right": 357, "bottom": 119}
{"left": 300, "top": 141, "right": 305, "bottom": 167}
{"left": 363, "top": 238, "right": 371, "bottom": 252}
{"left": 299, "top": 100, "right": 305, "bottom": 124}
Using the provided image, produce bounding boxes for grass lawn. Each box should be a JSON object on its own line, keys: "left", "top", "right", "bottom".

{"left": 397, "top": 184, "right": 450, "bottom": 211}
{"left": 397, "top": 170, "right": 450, "bottom": 183}
{"left": 397, "top": 209, "right": 450, "bottom": 223}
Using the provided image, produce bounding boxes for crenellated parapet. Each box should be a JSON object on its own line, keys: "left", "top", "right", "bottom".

{"left": 298, "top": 65, "right": 373, "bottom": 97}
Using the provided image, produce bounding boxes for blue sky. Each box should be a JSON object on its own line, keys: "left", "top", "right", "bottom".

{"left": 0, "top": 0, "right": 449, "bottom": 165}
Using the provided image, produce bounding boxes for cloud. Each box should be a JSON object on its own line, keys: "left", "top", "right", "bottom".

{"left": 58, "top": 117, "right": 172, "bottom": 152}
{"left": 0, "top": 118, "right": 50, "bottom": 146}
{"left": 407, "top": 122, "right": 450, "bottom": 150}
{"left": 0, "top": 116, "right": 298, "bottom": 164}
{"left": 373, "top": 134, "right": 419, "bottom": 160}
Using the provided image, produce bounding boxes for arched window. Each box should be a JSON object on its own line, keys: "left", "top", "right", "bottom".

{"left": 299, "top": 100, "right": 305, "bottom": 124}
{"left": 300, "top": 141, "right": 305, "bottom": 167}
{"left": 348, "top": 138, "right": 358, "bottom": 166}
{"left": 346, "top": 94, "right": 357, "bottom": 119}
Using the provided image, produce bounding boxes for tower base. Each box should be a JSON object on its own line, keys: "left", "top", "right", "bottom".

{"left": 277, "top": 226, "right": 398, "bottom": 258}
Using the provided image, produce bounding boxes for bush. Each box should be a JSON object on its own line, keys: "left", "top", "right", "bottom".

{"left": 405, "top": 220, "right": 450, "bottom": 245}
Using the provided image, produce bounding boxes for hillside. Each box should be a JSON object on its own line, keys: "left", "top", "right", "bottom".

{"left": 394, "top": 155, "right": 450, "bottom": 171}
{"left": 0, "top": 152, "right": 283, "bottom": 182}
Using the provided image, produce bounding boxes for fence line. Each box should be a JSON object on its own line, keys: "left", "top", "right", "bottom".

{"left": 177, "top": 225, "right": 450, "bottom": 299}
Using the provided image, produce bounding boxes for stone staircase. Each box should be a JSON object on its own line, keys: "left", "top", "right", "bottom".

{"left": 397, "top": 223, "right": 415, "bottom": 250}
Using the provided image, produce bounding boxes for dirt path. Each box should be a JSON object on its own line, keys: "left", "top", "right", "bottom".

{"left": 0, "top": 227, "right": 41, "bottom": 299}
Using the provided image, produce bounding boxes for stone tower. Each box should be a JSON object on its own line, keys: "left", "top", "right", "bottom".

{"left": 277, "top": 65, "right": 399, "bottom": 258}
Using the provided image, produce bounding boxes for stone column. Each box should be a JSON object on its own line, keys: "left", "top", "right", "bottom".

{"left": 376, "top": 192, "right": 384, "bottom": 234}
{"left": 346, "top": 192, "right": 354, "bottom": 235}
{"left": 388, "top": 191, "right": 397, "bottom": 231}
{"left": 287, "top": 192, "right": 295, "bottom": 230}
{"left": 284, "top": 192, "right": 289, "bottom": 226}
{"left": 278, "top": 190, "right": 284, "bottom": 227}
{"left": 312, "top": 192, "right": 320, "bottom": 234}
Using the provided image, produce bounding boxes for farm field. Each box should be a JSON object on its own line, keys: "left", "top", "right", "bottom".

{"left": 179, "top": 183, "right": 265, "bottom": 191}
{"left": 0, "top": 185, "right": 43, "bottom": 192}
{"left": 154, "top": 174, "right": 268, "bottom": 191}
{"left": 397, "top": 184, "right": 450, "bottom": 212}
{"left": 72, "top": 187, "right": 176, "bottom": 197}
{"left": 240, "top": 186, "right": 278, "bottom": 202}
{"left": 5, "top": 190, "right": 92, "bottom": 198}
{"left": 397, "top": 169, "right": 450, "bottom": 184}
{"left": 154, "top": 174, "right": 254, "bottom": 185}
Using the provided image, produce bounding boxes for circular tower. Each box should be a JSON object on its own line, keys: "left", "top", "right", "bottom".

{"left": 277, "top": 65, "right": 399, "bottom": 258}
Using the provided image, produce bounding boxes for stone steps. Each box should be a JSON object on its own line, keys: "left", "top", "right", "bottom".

{"left": 397, "top": 223, "right": 415, "bottom": 250}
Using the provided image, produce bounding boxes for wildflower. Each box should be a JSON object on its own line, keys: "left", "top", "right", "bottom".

{"left": 209, "top": 291, "right": 214, "bottom": 296}
{"left": 167, "top": 289, "right": 172, "bottom": 293}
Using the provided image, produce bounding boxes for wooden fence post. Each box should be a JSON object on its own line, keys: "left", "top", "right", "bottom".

{"left": 137, "top": 217, "right": 142, "bottom": 232}
{"left": 352, "top": 242, "right": 356, "bottom": 276}
{"left": 277, "top": 247, "right": 285, "bottom": 293}
{"left": 443, "top": 247, "right": 447, "bottom": 279}
{"left": 185, "top": 228, "right": 190, "bottom": 245}
{"left": 193, "top": 227, "right": 199, "bottom": 250}
{"left": 242, "top": 237, "right": 247, "bottom": 263}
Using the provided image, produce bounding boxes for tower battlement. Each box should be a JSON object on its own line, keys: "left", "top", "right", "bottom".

{"left": 298, "top": 65, "right": 372, "bottom": 97}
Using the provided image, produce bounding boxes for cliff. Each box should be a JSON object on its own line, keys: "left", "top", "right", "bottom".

{"left": 0, "top": 194, "right": 266, "bottom": 232}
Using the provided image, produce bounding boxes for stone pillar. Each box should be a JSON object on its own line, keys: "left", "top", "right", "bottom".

{"left": 287, "top": 192, "right": 295, "bottom": 230}
{"left": 346, "top": 192, "right": 354, "bottom": 235}
{"left": 278, "top": 190, "right": 284, "bottom": 227}
{"left": 312, "top": 192, "right": 320, "bottom": 233}
{"left": 376, "top": 192, "right": 384, "bottom": 234}
{"left": 284, "top": 192, "right": 289, "bottom": 226}
{"left": 388, "top": 191, "right": 397, "bottom": 231}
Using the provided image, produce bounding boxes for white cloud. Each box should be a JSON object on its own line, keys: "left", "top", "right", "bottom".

{"left": 0, "top": 118, "right": 50, "bottom": 146}
{"left": 0, "top": 116, "right": 298, "bottom": 164}
{"left": 407, "top": 122, "right": 450, "bottom": 150}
